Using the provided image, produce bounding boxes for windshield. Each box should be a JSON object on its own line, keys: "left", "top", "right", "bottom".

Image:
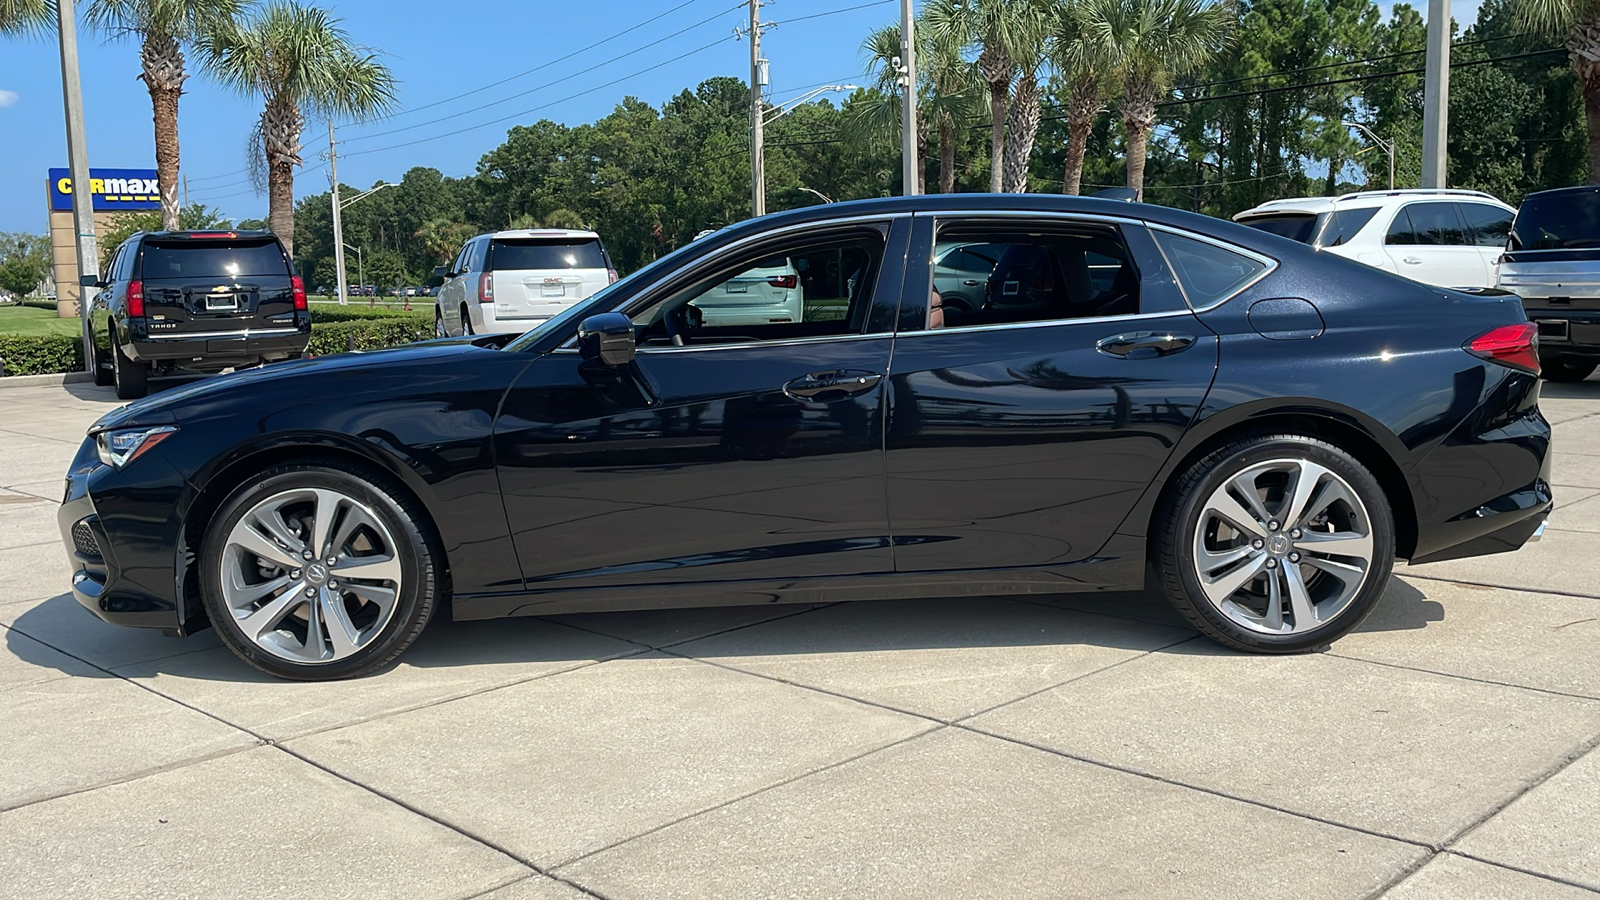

{"left": 501, "top": 239, "right": 708, "bottom": 352}
{"left": 1238, "top": 214, "right": 1319, "bottom": 244}
{"left": 1511, "top": 190, "right": 1600, "bottom": 250}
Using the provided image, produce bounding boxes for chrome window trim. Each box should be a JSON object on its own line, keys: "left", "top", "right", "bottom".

{"left": 895, "top": 308, "right": 1200, "bottom": 340}
{"left": 551, "top": 331, "right": 890, "bottom": 355}
{"left": 555, "top": 212, "right": 904, "bottom": 351}
{"left": 1144, "top": 222, "right": 1279, "bottom": 313}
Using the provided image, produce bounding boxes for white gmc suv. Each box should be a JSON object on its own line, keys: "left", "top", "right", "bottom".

{"left": 1232, "top": 189, "right": 1515, "bottom": 289}
{"left": 434, "top": 229, "right": 618, "bottom": 337}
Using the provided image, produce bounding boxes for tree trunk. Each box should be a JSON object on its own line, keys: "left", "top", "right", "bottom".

{"left": 1062, "top": 80, "right": 1101, "bottom": 195}
{"left": 1122, "top": 79, "right": 1158, "bottom": 201}
{"left": 978, "top": 44, "right": 1011, "bottom": 194}
{"left": 140, "top": 33, "right": 187, "bottom": 232}
{"left": 1002, "top": 72, "right": 1041, "bottom": 193}
{"left": 1571, "top": 13, "right": 1600, "bottom": 183}
{"left": 261, "top": 96, "right": 304, "bottom": 255}
{"left": 939, "top": 117, "right": 956, "bottom": 194}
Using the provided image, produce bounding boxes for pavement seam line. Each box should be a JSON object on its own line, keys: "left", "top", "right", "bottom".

{"left": 1440, "top": 849, "right": 1600, "bottom": 896}
{"left": 547, "top": 724, "right": 947, "bottom": 873}
{"left": 1323, "top": 652, "right": 1600, "bottom": 704}
{"left": 1356, "top": 850, "right": 1440, "bottom": 900}
{"left": 1435, "top": 725, "right": 1600, "bottom": 856}
{"left": 1400, "top": 571, "right": 1600, "bottom": 601}
{"left": 0, "top": 743, "right": 265, "bottom": 815}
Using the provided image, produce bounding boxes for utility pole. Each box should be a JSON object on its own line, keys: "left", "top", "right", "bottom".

{"left": 329, "top": 121, "right": 350, "bottom": 305}
{"left": 55, "top": 0, "right": 98, "bottom": 327}
{"left": 1421, "top": 0, "right": 1449, "bottom": 188}
{"left": 747, "top": 0, "right": 767, "bottom": 218}
{"left": 900, "top": 0, "right": 919, "bottom": 196}
{"left": 182, "top": 174, "right": 189, "bottom": 216}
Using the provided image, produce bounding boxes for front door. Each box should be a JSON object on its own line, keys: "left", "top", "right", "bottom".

{"left": 493, "top": 219, "right": 908, "bottom": 597}
{"left": 883, "top": 213, "right": 1229, "bottom": 575}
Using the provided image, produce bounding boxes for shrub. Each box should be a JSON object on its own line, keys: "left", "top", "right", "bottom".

{"left": 306, "top": 317, "right": 433, "bottom": 357}
{"left": 308, "top": 305, "right": 434, "bottom": 325}
{"left": 0, "top": 333, "right": 84, "bottom": 377}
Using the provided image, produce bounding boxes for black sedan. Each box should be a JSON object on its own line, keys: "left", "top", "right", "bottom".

{"left": 59, "top": 195, "right": 1553, "bottom": 680}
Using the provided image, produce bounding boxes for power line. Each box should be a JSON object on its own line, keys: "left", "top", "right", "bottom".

{"left": 1169, "top": 31, "right": 1534, "bottom": 95}
{"left": 343, "top": 2, "right": 745, "bottom": 143}
{"left": 776, "top": 0, "right": 895, "bottom": 25}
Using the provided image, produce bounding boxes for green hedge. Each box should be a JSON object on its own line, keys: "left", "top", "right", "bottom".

{"left": 308, "top": 305, "right": 434, "bottom": 324}
{"left": 305, "top": 317, "right": 433, "bottom": 357}
{"left": 0, "top": 333, "right": 84, "bottom": 377}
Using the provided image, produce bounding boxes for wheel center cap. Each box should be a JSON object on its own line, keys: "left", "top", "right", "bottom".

{"left": 305, "top": 563, "right": 329, "bottom": 585}
{"left": 1268, "top": 534, "right": 1292, "bottom": 556}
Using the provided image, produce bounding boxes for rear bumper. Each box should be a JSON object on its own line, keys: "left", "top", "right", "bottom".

{"left": 1525, "top": 309, "right": 1600, "bottom": 357}
{"left": 124, "top": 323, "right": 311, "bottom": 364}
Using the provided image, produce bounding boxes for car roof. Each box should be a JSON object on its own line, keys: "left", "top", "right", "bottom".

{"left": 1233, "top": 189, "right": 1509, "bottom": 220}
{"left": 487, "top": 228, "right": 600, "bottom": 240}
{"left": 136, "top": 229, "right": 277, "bottom": 241}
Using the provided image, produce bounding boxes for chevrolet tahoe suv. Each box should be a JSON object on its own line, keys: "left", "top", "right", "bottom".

{"left": 1497, "top": 186, "right": 1600, "bottom": 382}
{"left": 84, "top": 230, "right": 310, "bottom": 399}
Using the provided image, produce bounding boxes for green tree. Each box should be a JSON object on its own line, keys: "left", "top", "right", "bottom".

{"left": 202, "top": 0, "right": 395, "bottom": 255}
{"left": 0, "top": 0, "right": 51, "bottom": 33}
{"left": 86, "top": 0, "right": 247, "bottom": 231}
{"left": 1051, "top": 2, "right": 1115, "bottom": 194}
{"left": 1511, "top": 0, "right": 1600, "bottom": 179}
{"left": 96, "top": 202, "right": 233, "bottom": 268}
{"left": 1078, "top": 0, "right": 1235, "bottom": 200}
{"left": 0, "top": 232, "right": 51, "bottom": 301}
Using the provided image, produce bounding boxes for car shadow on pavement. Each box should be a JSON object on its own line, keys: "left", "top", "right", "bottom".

{"left": 5, "top": 578, "right": 1446, "bottom": 683}
{"left": 1538, "top": 378, "right": 1600, "bottom": 399}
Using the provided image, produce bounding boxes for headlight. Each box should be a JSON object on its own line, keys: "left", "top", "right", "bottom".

{"left": 95, "top": 426, "right": 177, "bottom": 468}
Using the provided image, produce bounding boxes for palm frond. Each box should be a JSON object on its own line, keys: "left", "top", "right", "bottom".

{"left": 0, "top": 0, "right": 55, "bottom": 35}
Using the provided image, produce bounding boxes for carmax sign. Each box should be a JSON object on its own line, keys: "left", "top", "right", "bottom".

{"left": 48, "top": 167, "right": 162, "bottom": 211}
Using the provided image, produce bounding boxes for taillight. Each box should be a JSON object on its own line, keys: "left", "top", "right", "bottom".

{"left": 291, "top": 275, "right": 307, "bottom": 311}
{"left": 127, "top": 280, "right": 144, "bottom": 317}
{"left": 607, "top": 268, "right": 619, "bottom": 285}
{"left": 479, "top": 273, "right": 494, "bottom": 304}
{"left": 1466, "top": 322, "right": 1540, "bottom": 375}
{"left": 767, "top": 274, "right": 798, "bottom": 289}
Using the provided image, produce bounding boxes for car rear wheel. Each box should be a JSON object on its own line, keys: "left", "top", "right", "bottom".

{"left": 1154, "top": 435, "right": 1394, "bottom": 653}
{"left": 111, "top": 330, "right": 148, "bottom": 399}
{"left": 88, "top": 321, "right": 112, "bottom": 386}
{"left": 460, "top": 304, "right": 475, "bottom": 336}
{"left": 1542, "top": 358, "right": 1596, "bottom": 383}
{"left": 434, "top": 309, "right": 447, "bottom": 339}
{"left": 199, "top": 461, "right": 439, "bottom": 680}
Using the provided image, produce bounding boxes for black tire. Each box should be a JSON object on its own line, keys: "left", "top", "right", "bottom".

{"left": 199, "top": 460, "right": 440, "bottom": 680}
{"left": 460, "top": 304, "right": 475, "bottom": 336}
{"left": 1152, "top": 434, "right": 1395, "bottom": 654}
{"left": 111, "top": 329, "right": 149, "bottom": 399}
{"left": 89, "top": 321, "right": 112, "bottom": 386}
{"left": 434, "top": 309, "right": 447, "bottom": 339}
{"left": 1542, "top": 358, "right": 1596, "bottom": 383}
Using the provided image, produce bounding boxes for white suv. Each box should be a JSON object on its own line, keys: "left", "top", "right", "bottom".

{"left": 434, "top": 229, "right": 617, "bottom": 337}
{"left": 690, "top": 255, "right": 804, "bottom": 327}
{"left": 1232, "top": 189, "right": 1514, "bottom": 289}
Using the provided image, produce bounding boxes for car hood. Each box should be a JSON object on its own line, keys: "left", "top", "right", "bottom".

{"left": 91, "top": 337, "right": 514, "bottom": 433}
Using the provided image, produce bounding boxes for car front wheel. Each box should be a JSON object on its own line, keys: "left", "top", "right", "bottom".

{"left": 199, "top": 461, "right": 439, "bottom": 680}
{"left": 1153, "top": 435, "right": 1394, "bottom": 653}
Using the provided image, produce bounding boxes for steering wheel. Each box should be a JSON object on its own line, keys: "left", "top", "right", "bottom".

{"left": 663, "top": 303, "right": 702, "bottom": 346}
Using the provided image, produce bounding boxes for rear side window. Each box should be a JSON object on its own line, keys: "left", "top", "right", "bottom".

{"left": 139, "top": 239, "right": 290, "bottom": 278}
{"left": 1387, "top": 202, "right": 1469, "bottom": 246}
{"left": 1239, "top": 214, "right": 1318, "bottom": 243}
{"left": 489, "top": 239, "right": 606, "bottom": 271}
{"left": 1153, "top": 231, "right": 1269, "bottom": 308}
{"left": 1459, "top": 204, "right": 1512, "bottom": 248}
{"left": 924, "top": 225, "right": 1142, "bottom": 329}
{"left": 1507, "top": 191, "right": 1600, "bottom": 250}
{"left": 1318, "top": 207, "right": 1379, "bottom": 247}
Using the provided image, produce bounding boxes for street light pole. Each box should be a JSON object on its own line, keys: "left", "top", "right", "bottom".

{"left": 748, "top": 0, "right": 767, "bottom": 218}
{"left": 329, "top": 122, "right": 349, "bottom": 305}
{"left": 1344, "top": 121, "right": 1395, "bottom": 190}
{"left": 55, "top": 0, "right": 98, "bottom": 331}
{"left": 900, "top": 0, "right": 919, "bottom": 196}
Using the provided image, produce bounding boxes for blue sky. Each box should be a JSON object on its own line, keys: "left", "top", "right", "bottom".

{"left": 0, "top": 0, "right": 1471, "bottom": 234}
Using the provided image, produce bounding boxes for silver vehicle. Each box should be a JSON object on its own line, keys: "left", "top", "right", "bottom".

{"left": 1496, "top": 185, "right": 1600, "bottom": 382}
{"left": 691, "top": 255, "right": 803, "bottom": 327}
{"left": 434, "top": 229, "right": 617, "bottom": 337}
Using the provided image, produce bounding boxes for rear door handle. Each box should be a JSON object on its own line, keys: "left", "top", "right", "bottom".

{"left": 783, "top": 369, "right": 882, "bottom": 401}
{"left": 962, "top": 279, "right": 982, "bottom": 286}
{"left": 1096, "top": 332, "right": 1196, "bottom": 360}
{"left": 1402, "top": 256, "right": 1423, "bottom": 265}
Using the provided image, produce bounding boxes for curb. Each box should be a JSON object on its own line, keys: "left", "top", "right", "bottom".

{"left": 0, "top": 371, "right": 94, "bottom": 390}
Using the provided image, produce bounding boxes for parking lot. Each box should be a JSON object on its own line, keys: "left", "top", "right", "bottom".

{"left": 1, "top": 376, "right": 1598, "bottom": 898}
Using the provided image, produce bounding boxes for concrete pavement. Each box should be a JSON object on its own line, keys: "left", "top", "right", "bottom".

{"left": 2, "top": 376, "right": 1599, "bottom": 898}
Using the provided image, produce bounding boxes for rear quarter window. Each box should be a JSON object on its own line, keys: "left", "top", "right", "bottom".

{"left": 489, "top": 239, "right": 607, "bottom": 271}
{"left": 139, "top": 239, "right": 290, "bottom": 278}
{"left": 1153, "top": 231, "right": 1270, "bottom": 308}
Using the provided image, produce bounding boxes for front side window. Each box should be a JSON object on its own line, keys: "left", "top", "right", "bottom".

{"left": 1459, "top": 203, "right": 1513, "bottom": 248}
{"left": 1152, "top": 230, "right": 1269, "bottom": 309}
{"left": 628, "top": 230, "right": 885, "bottom": 348}
{"left": 921, "top": 226, "right": 1141, "bottom": 330}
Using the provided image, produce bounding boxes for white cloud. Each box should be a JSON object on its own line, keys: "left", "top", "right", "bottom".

{"left": 0, "top": 90, "right": 18, "bottom": 108}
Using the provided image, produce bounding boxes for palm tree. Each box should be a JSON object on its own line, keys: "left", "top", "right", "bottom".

{"left": 1514, "top": 0, "right": 1600, "bottom": 181}
{"left": 202, "top": 1, "right": 394, "bottom": 255}
{"left": 86, "top": 0, "right": 247, "bottom": 231}
{"left": 0, "top": 0, "right": 52, "bottom": 33}
{"left": 1000, "top": 13, "right": 1056, "bottom": 193}
{"left": 1051, "top": 3, "right": 1113, "bottom": 195}
{"left": 853, "top": 23, "right": 929, "bottom": 193}
{"left": 1076, "top": 0, "right": 1233, "bottom": 200}
{"left": 924, "top": 0, "right": 1055, "bottom": 193}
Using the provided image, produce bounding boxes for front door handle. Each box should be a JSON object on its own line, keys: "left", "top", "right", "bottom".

{"left": 783, "top": 369, "right": 882, "bottom": 401}
{"left": 962, "top": 279, "right": 982, "bottom": 286}
{"left": 1095, "top": 332, "right": 1196, "bottom": 360}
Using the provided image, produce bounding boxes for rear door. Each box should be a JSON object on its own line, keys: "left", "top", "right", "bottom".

{"left": 488, "top": 235, "right": 610, "bottom": 324}
{"left": 1381, "top": 201, "right": 1492, "bottom": 288}
{"left": 136, "top": 235, "right": 294, "bottom": 337}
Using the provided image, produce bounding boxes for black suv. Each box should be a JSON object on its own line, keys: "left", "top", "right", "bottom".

{"left": 84, "top": 230, "right": 311, "bottom": 399}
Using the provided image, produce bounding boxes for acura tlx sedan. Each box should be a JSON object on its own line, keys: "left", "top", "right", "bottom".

{"left": 59, "top": 195, "right": 1553, "bottom": 680}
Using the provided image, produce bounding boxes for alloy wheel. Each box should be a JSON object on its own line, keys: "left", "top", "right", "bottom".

{"left": 219, "top": 487, "right": 404, "bottom": 664}
{"left": 1192, "top": 458, "right": 1374, "bottom": 635}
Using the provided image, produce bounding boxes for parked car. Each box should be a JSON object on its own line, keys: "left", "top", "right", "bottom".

{"left": 1495, "top": 185, "right": 1600, "bottom": 382}
{"left": 1232, "top": 189, "right": 1514, "bottom": 289}
{"left": 82, "top": 229, "right": 309, "bottom": 400}
{"left": 60, "top": 195, "right": 1551, "bottom": 680}
{"left": 690, "top": 254, "right": 804, "bottom": 326}
{"left": 433, "top": 229, "right": 618, "bottom": 337}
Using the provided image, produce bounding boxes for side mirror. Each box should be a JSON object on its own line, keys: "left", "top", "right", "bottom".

{"left": 79, "top": 275, "right": 105, "bottom": 288}
{"left": 578, "top": 313, "right": 635, "bottom": 367}
{"left": 432, "top": 265, "right": 451, "bottom": 278}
